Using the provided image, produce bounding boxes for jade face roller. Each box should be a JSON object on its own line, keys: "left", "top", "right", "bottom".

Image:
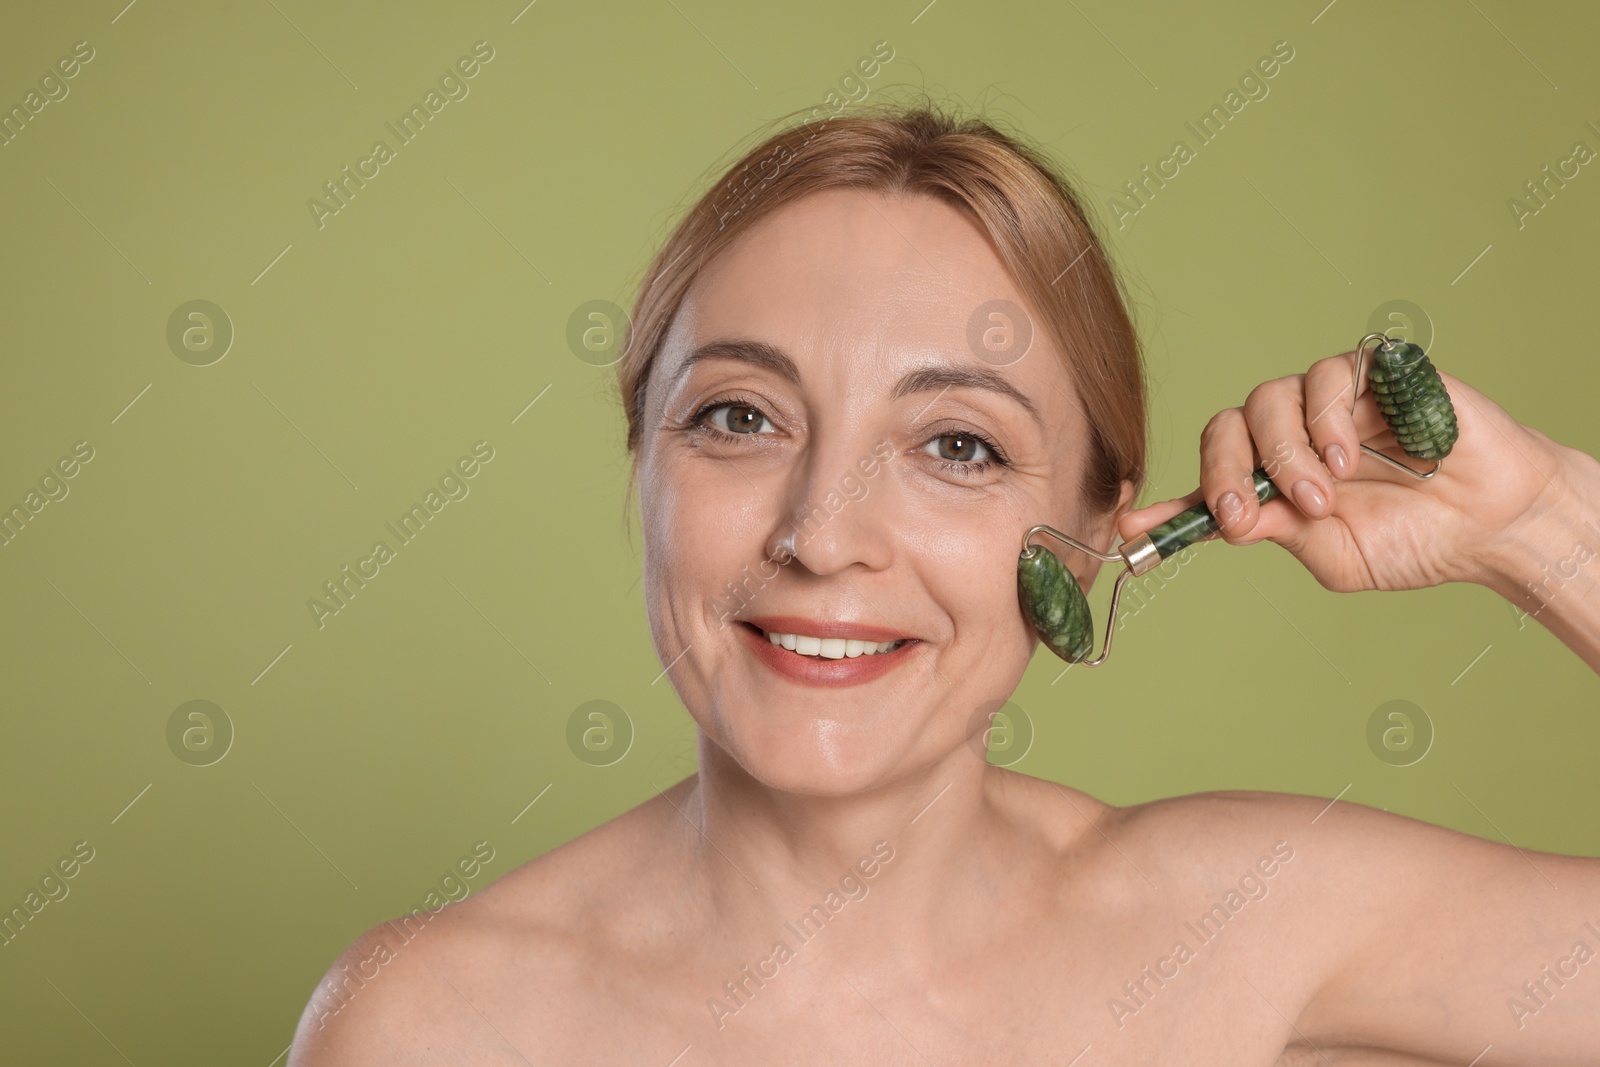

{"left": 1017, "top": 331, "right": 1461, "bottom": 666}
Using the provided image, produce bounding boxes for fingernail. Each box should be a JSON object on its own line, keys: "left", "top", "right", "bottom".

{"left": 1292, "top": 480, "right": 1326, "bottom": 515}
{"left": 1217, "top": 490, "right": 1242, "bottom": 525}
{"left": 1324, "top": 443, "right": 1348, "bottom": 479}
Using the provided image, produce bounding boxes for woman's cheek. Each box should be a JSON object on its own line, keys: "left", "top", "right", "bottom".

{"left": 897, "top": 483, "right": 1021, "bottom": 626}
{"left": 649, "top": 457, "right": 775, "bottom": 614}
{"left": 641, "top": 460, "right": 710, "bottom": 624}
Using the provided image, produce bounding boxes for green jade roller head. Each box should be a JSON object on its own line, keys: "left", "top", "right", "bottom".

{"left": 1018, "top": 331, "right": 1460, "bottom": 667}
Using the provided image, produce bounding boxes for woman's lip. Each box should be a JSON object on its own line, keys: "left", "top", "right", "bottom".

{"left": 736, "top": 621, "right": 920, "bottom": 688}
{"left": 738, "top": 615, "right": 916, "bottom": 643}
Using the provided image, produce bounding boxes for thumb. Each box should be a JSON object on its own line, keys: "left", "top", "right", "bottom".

{"left": 1118, "top": 488, "right": 1207, "bottom": 543}
{"left": 1122, "top": 487, "right": 1315, "bottom": 551}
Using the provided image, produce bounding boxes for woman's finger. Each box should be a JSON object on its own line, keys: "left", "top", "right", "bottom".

{"left": 1117, "top": 486, "right": 1205, "bottom": 544}
{"left": 1304, "top": 352, "right": 1360, "bottom": 480}
{"left": 1122, "top": 347, "right": 1432, "bottom": 546}
{"left": 1196, "top": 405, "right": 1275, "bottom": 541}
{"left": 1303, "top": 348, "right": 1402, "bottom": 481}
{"left": 1240, "top": 375, "right": 1338, "bottom": 521}
{"left": 1118, "top": 475, "right": 1303, "bottom": 550}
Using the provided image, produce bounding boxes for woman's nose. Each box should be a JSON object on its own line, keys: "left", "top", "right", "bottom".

{"left": 765, "top": 448, "right": 895, "bottom": 577}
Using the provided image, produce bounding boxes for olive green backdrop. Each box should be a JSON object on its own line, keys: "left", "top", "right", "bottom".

{"left": 2, "top": 0, "right": 1597, "bottom": 1060}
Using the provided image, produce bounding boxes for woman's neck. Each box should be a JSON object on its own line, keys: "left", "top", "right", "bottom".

{"left": 672, "top": 736, "right": 1053, "bottom": 960}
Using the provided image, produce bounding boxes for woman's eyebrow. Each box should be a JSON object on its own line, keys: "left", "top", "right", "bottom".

{"left": 892, "top": 365, "right": 1042, "bottom": 429}
{"left": 675, "top": 339, "right": 1041, "bottom": 429}
{"left": 676, "top": 339, "right": 801, "bottom": 384}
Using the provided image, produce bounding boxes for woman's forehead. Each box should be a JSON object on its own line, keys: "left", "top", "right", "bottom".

{"left": 696, "top": 189, "right": 1021, "bottom": 325}
{"left": 662, "top": 189, "right": 1073, "bottom": 400}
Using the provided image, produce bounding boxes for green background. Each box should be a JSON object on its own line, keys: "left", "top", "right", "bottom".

{"left": 2, "top": 0, "right": 1596, "bottom": 1060}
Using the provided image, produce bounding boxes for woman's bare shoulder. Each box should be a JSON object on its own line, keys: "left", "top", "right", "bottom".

{"left": 1009, "top": 779, "right": 1420, "bottom": 900}
{"left": 990, "top": 771, "right": 1318, "bottom": 864}
{"left": 1110, "top": 785, "right": 1490, "bottom": 856}
{"left": 287, "top": 777, "right": 699, "bottom": 1066}
{"left": 1092, "top": 784, "right": 1540, "bottom": 917}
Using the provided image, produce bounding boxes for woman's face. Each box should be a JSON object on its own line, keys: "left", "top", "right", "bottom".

{"left": 636, "top": 188, "right": 1124, "bottom": 795}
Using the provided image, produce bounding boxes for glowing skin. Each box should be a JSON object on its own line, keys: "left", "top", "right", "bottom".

{"left": 634, "top": 186, "right": 1130, "bottom": 798}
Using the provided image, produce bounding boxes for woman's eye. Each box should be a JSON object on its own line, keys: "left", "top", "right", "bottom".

{"left": 923, "top": 432, "right": 993, "bottom": 465}
{"left": 703, "top": 403, "right": 774, "bottom": 435}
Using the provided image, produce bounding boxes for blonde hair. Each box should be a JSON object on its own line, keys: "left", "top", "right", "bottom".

{"left": 615, "top": 97, "right": 1148, "bottom": 521}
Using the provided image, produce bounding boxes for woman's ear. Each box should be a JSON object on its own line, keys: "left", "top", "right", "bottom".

{"left": 1086, "top": 479, "right": 1140, "bottom": 556}
{"left": 1074, "top": 479, "right": 1140, "bottom": 595}
{"left": 1110, "top": 478, "right": 1139, "bottom": 535}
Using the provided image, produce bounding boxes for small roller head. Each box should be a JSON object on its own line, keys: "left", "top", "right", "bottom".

{"left": 1369, "top": 341, "right": 1459, "bottom": 462}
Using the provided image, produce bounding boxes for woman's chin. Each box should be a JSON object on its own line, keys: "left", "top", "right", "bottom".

{"left": 712, "top": 726, "right": 917, "bottom": 797}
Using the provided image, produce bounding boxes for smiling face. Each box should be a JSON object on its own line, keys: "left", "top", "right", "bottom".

{"left": 636, "top": 188, "right": 1126, "bottom": 795}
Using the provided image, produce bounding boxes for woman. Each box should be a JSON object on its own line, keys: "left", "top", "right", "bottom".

{"left": 291, "top": 103, "right": 1600, "bottom": 1064}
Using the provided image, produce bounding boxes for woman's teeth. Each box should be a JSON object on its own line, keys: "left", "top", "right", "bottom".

{"left": 764, "top": 631, "right": 905, "bottom": 659}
